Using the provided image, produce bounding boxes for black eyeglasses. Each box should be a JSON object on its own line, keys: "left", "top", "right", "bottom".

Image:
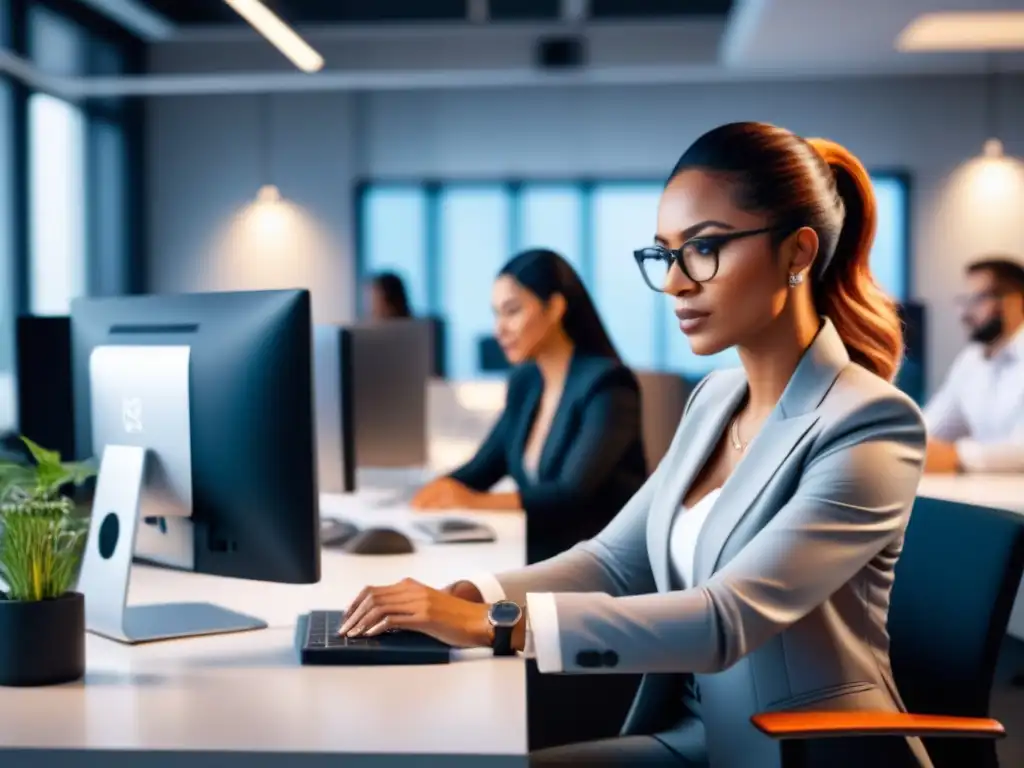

{"left": 633, "top": 226, "right": 776, "bottom": 292}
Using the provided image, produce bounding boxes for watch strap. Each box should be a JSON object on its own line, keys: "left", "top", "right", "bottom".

{"left": 492, "top": 624, "right": 515, "bottom": 656}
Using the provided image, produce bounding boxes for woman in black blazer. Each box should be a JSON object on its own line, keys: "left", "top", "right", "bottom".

{"left": 411, "top": 248, "right": 648, "bottom": 563}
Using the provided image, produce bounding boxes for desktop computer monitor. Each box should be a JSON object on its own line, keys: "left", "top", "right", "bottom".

{"left": 315, "top": 319, "right": 432, "bottom": 493}
{"left": 70, "top": 289, "right": 320, "bottom": 644}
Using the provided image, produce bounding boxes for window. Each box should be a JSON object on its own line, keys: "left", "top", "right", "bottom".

{"left": 356, "top": 175, "right": 909, "bottom": 380}
{"left": 29, "top": 93, "right": 87, "bottom": 315}
{"left": 27, "top": 5, "right": 88, "bottom": 315}
{"left": 89, "top": 118, "right": 128, "bottom": 296}
{"left": 590, "top": 184, "right": 661, "bottom": 369}
{"left": 359, "top": 186, "right": 430, "bottom": 314}
{"left": 29, "top": 5, "right": 85, "bottom": 76}
{"left": 870, "top": 176, "right": 908, "bottom": 300}
{"left": 516, "top": 184, "right": 583, "bottom": 274}
{"left": 438, "top": 185, "right": 510, "bottom": 379}
{"left": 0, "top": 78, "right": 13, "bottom": 429}
{"left": 24, "top": 2, "right": 137, "bottom": 311}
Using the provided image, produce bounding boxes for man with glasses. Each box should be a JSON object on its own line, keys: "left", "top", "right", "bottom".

{"left": 923, "top": 257, "right": 1024, "bottom": 473}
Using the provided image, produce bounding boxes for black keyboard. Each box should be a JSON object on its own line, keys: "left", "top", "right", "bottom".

{"left": 298, "top": 610, "right": 451, "bottom": 666}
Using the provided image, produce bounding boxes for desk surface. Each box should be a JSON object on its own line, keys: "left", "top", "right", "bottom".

{"left": 0, "top": 493, "right": 527, "bottom": 757}
{"left": 917, "top": 473, "right": 1024, "bottom": 514}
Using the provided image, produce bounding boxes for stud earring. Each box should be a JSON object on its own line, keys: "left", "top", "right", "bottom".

{"left": 788, "top": 272, "right": 804, "bottom": 287}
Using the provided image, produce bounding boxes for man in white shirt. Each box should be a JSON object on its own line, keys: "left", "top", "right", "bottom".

{"left": 924, "top": 257, "right": 1024, "bottom": 473}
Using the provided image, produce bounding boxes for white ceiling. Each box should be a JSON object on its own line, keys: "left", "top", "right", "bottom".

{"left": 4, "top": 0, "right": 1021, "bottom": 97}
{"left": 722, "top": 0, "right": 1024, "bottom": 74}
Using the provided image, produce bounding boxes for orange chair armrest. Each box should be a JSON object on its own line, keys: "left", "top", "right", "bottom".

{"left": 751, "top": 711, "right": 1005, "bottom": 740}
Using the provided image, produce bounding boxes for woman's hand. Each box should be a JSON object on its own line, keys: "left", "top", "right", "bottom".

{"left": 444, "top": 580, "right": 485, "bottom": 603}
{"left": 410, "top": 477, "right": 482, "bottom": 510}
{"left": 338, "top": 578, "right": 492, "bottom": 648}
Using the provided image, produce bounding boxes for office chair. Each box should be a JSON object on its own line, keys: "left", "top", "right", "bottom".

{"left": 633, "top": 371, "right": 691, "bottom": 468}
{"left": 753, "top": 496, "right": 1024, "bottom": 767}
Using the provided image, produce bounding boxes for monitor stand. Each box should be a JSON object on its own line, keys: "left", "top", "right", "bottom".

{"left": 77, "top": 444, "right": 268, "bottom": 644}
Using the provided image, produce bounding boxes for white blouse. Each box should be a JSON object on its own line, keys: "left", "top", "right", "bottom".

{"left": 669, "top": 488, "right": 722, "bottom": 589}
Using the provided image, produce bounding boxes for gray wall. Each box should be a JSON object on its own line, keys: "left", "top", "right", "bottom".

{"left": 146, "top": 69, "right": 1024, "bottom": 389}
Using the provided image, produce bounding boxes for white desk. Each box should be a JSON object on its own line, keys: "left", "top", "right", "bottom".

{"left": 917, "top": 474, "right": 1024, "bottom": 518}
{"left": 0, "top": 493, "right": 528, "bottom": 767}
{"left": 917, "top": 474, "right": 1024, "bottom": 641}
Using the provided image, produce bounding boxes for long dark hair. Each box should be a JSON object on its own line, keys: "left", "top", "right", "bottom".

{"left": 669, "top": 122, "right": 902, "bottom": 382}
{"left": 498, "top": 249, "right": 620, "bottom": 360}
{"left": 371, "top": 271, "right": 411, "bottom": 318}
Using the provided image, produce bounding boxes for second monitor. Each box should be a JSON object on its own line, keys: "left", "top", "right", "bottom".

{"left": 315, "top": 319, "right": 433, "bottom": 493}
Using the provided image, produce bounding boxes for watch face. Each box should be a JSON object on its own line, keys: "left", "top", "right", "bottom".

{"left": 489, "top": 600, "right": 522, "bottom": 627}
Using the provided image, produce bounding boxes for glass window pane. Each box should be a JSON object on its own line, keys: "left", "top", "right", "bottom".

{"left": 29, "top": 93, "right": 87, "bottom": 316}
{"left": 90, "top": 36, "right": 126, "bottom": 76}
{"left": 518, "top": 184, "right": 583, "bottom": 272}
{"left": 439, "top": 186, "right": 510, "bottom": 379}
{"left": 870, "top": 176, "right": 908, "bottom": 300}
{"left": 28, "top": 5, "right": 85, "bottom": 77}
{"left": 0, "top": 79, "right": 14, "bottom": 430}
{"left": 91, "top": 119, "right": 128, "bottom": 296}
{"left": 591, "top": 185, "right": 661, "bottom": 370}
{"left": 360, "top": 186, "right": 429, "bottom": 315}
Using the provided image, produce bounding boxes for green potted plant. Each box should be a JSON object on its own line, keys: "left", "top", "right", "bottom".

{"left": 0, "top": 437, "right": 95, "bottom": 686}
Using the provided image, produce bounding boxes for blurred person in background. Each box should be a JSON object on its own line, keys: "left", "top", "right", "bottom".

{"left": 366, "top": 271, "right": 412, "bottom": 320}
{"left": 923, "top": 257, "right": 1024, "bottom": 473}
{"left": 411, "top": 248, "right": 648, "bottom": 564}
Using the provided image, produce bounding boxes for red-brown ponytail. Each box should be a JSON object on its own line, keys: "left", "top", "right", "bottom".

{"left": 807, "top": 138, "right": 903, "bottom": 382}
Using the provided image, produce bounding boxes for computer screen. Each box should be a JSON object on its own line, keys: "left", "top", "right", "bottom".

{"left": 71, "top": 289, "right": 320, "bottom": 644}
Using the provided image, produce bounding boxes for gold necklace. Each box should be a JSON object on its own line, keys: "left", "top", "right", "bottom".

{"left": 729, "top": 416, "right": 749, "bottom": 452}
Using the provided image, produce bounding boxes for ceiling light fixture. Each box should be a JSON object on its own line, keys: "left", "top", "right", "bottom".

{"left": 896, "top": 11, "right": 1024, "bottom": 52}
{"left": 223, "top": 0, "right": 324, "bottom": 72}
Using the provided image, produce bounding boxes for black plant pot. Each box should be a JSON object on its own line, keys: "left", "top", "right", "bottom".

{"left": 0, "top": 591, "right": 85, "bottom": 686}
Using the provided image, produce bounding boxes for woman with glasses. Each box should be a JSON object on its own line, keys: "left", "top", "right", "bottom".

{"left": 342, "top": 123, "right": 930, "bottom": 767}
{"left": 410, "top": 248, "right": 648, "bottom": 564}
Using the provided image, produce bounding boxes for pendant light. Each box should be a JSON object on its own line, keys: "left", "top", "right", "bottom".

{"left": 256, "top": 92, "right": 280, "bottom": 202}
{"left": 981, "top": 54, "right": 1004, "bottom": 159}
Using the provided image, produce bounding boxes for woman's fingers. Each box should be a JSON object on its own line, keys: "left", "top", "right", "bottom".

{"left": 340, "top": 586, "right": 373, "bottom": 631}
{"left": 339, "top": 582, "right": 413, "bottom": 635}
{"left": 352, "top": 599, "right": 422, "bottom": 636}
{"left": 363, "top": 612, "right": 419, "bottom": 637}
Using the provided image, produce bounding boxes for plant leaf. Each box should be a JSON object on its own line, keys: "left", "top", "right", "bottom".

{"left": 20, "top": 436, "right": 62, "bottom": 469}
{"left": 0, "top": 501, "right": 85, "bottom": 601}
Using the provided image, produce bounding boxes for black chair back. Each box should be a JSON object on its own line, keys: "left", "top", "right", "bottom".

{"left": 787, "top": 496, "right": 1024, "bottom": 768}
{"left": 888, "top": 496, "right": 1024, "bottom": 767}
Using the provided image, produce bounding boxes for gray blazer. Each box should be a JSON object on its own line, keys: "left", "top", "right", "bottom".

{"left": 490, "top": 319, "right": 932, "bottom": 768}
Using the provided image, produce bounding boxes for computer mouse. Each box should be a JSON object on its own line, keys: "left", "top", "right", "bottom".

{"left": 320, "top": 518, "right": 360, "bottom": 547}
{"left": 342, "top": 527, "right": 415, "bottom": 556}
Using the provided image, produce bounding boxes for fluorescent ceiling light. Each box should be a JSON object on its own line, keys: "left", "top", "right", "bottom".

{"left": 223, "top": 0, "right": 324, "bottom": 72}
{"left": 897, "top": 11, "right": 1024, "bottom": 52}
